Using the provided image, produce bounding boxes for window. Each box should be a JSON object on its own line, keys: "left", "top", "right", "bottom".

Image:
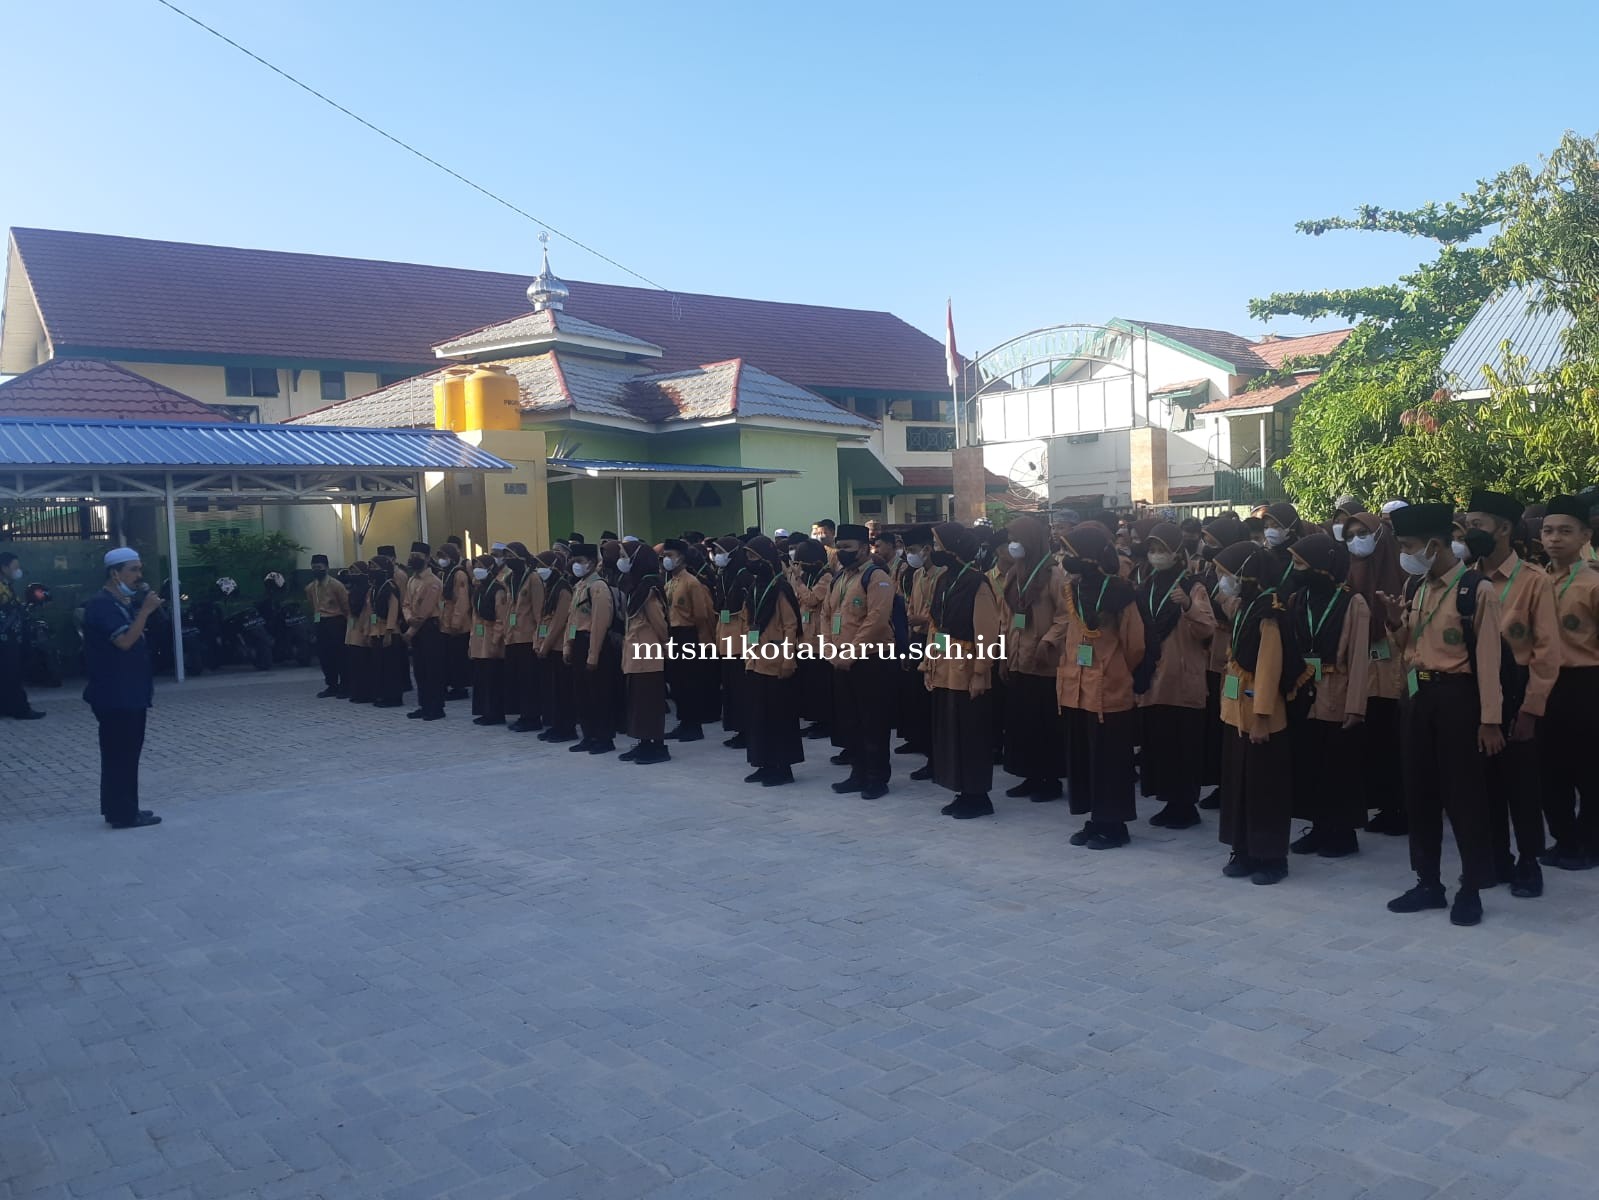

{"left": 378, "top": 372, "right": 410, "bottom": 388}
{"left": 912, "top": 396, "right": 939, "bottom": 422}
{"left": 914, "top": 497, "right": 941, "bottom": 521}
{"left": 502, "top": 482, "right": 528, "bottom": 495}
{"left": 320, "top": 371, "right": 346, "bottom": 402}
{"left": 853, "top": 396, "right": 882, "bottom": 419}
{"left": 905, "top": 425, "right": 956, "bottom": 452}
{"left": 857, "top": 498, "right": 884, "bottom": 516}
{"left": 223, "top": 366, "right": 280, "bottom": 397}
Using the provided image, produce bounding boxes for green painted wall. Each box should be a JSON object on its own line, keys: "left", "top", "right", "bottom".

{"left": 738, "top": 428, "right": 843, "bottom": 532}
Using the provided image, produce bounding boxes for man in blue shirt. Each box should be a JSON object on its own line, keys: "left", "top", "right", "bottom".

{"left": 83, "top": 547, "right": 164, "bottom": 829}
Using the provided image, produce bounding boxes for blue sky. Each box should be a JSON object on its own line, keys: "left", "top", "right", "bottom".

{"left": 3, "top": 0, "right": 1595, "bottom": 353}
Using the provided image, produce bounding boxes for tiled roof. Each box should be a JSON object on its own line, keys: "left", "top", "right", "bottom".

{"left": 433, "top": 309, "right": 662, "bottom": 357}
{"left": 1250, "top": 328, "right": 1353, "bottom": 368}
{"left": 1442, "top": 285, "right": 1574, "bottom": 394}
{"left": 626, "top": 360, "right": 877, "bottom": 429}
{"left": 897, "top": 466, "right": 1008, "bottom": 491}
{"left": 0, "top": 357, "right": 227, "bottom": 421}
{"left": 8, "top": 228, "right": 951, "bottom": 392}
{"left": 1122, "top": 320, "right": 1270, "bottom": 373}
{"left": 1194, "top": 375, "right": 1316, "bottom": 414}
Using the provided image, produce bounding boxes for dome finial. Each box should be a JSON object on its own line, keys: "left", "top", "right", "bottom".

{"left": 527, "top": 231, "right": 570, "bottom": 312}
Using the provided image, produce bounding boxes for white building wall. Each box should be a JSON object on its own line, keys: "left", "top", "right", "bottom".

{"left": 111, "top": 362, "right": 385, "bottom": 423}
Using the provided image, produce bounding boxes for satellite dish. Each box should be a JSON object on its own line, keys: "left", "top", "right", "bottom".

{"left": 1006, "top": 444, "right": 1048, "bottom": 509}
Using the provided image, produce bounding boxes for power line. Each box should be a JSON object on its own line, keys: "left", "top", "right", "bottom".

{"left": 150, "top": 0, "right": 670, "bottom": 292}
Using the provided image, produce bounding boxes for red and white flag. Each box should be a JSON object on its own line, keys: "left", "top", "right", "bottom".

{"left": 944, "top": 299, "right": 959, "bottom": 390}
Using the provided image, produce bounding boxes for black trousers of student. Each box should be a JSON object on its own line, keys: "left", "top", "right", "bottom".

{"left": 343, "top": 643, "right": 373, "bottom": 702}
{"left": 541, "top": 654, "right": 577, "bottom": 736}
{"left": 379, "top": 638, "right": 408, "bottom": 703}
{"left": 1402, "top": 676, "right": 1496, "bottom": 890}
{"left": 1484, "top": 703, "right": 1546, "bottom": 870}
{"left": 571, "top": 632, "right": 617, "bottom": 742}
{"left": 799, "top": 658, "right": 833, "bottom": 727}
{"left": 506, "top": 643, "right": 542, "bottom": 726}
{"left": 410, "top": 619, "right": 447, "bottom": 717}
{"left": 897, "top": 660, "right": 933, "bottom": 751}
{"left": 721, "top": 658, "right": 748, "bottom": 733}
{"left": 95, "top": 707, "right": 147, "bottom": 824}
{"left": 1065, "top": 706, "right": 1136, "bottom": 824}
{"left": 1002, "top": 672, "right": 1066, "bottom": 782}
{"left": 746, "top": 672, "right": 803, "bottom": 769}
{"left": 0, "top": 640, "right": 30, "bottom": 717}
{"left": 1201, "top": 671, "right": 1224, "bottom": 789}
{"left": 932, "top": 688, "right": 993, "bottom": 795}
{"left": 626, "top": 671, "right": 667, "bottom": 741}
{"left": 1539, "top": 666, "right": 1599, "bottom": 851}
{"left": 1290, "top": 717, "right": 1364, "bottom": 832}
{"left": 1362, "top": 696, "right": 1405, "bottom": 815}
{"left": 666, "top": 629, "right": 718, "bottom": 724}
{"left": 988, "top": 664, "right": 1006, "bottom": 760}
{"left": 472, "top": 656, "right": 506, "bottom": 722}
{"left": 834, "top": 654, "right": 895, "bottom": 785}
{"left": 445, "top": 633, "right": 471, "bottom": 694}
{"left": 1220, "top": 726, "right": 1292, "bottom": 860}
{"left": 1140, "top": 704, "right": 1204, "bottom": 808}
{"left": 313, "top": 616, "right": 346, "bottom": 690}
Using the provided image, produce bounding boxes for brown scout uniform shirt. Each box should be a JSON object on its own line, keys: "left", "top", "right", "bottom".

{"left": 746, "top": 590, "right": 800, "bottom": 679}
{"left": 1005, "top": 563, "right": 1068, "bottom": 678}
{"left": 923, "top": 576, "right": 1001, "bottom": 693}
{"left": 622, "top": 592, "right": 668, "bottom": 675}
{"left": 564, "top": 574, "right": 613, "bottom": 669}
{"left": 505, "top": 570, "right": 543, "bottom": 646}
{"left": 1137, "top": 578, "right": 1216, "bottom": 710}
{"left": 1394, "top": 569, "right": 1504, "bottom": 726}
{"left": 344, "top": 584, "right": 370, "bottom": 647}
{"left": 1485, "top": 551, "right": 1560, "bottom": 717}
{"left": 440, "top": 566, "right": 474, "bottom": 636}
{"left": 405, "top": 568, "right": 443, "bottom": 631}
{"left": 1054, "top": 580, "right": 1146, "bottom": 715}
{"left": 791, "top": 570, "right": 833, "bottom": 654}
{"left": 1549, "top": 561, "right": 1599, "bottom": 668}
{"left": 665, "top": 571, "right": 715, "bottom": 642}
{"left": 467, "top": 581, "right": 508, "bottom": 660}
{"left": 1221, "top": 618, "right": 1285, "bottom": 735}
{"left": 305, "top": 576, "right": 350, "bottom": 621}
{"left": 536, "top": 584, "right": 572, "bottom": 658}
{"left": 826, "top": 562, "right": 894, "bottom": 667}
{"left": 1306, "top": 593, "right": 1371, "bottom": 724}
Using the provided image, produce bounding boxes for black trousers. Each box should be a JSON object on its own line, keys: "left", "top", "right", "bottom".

{"left": 1290, "top": 717, "right": 1364, "bottom": 832}
{"left": 1402, "top": 676, "right": 1496, "bottom": 890}
{"left": 666, "top": 629, "right": 717, "bottom": 724}
{"left": 626, "top": 672, "right": 667, "bottom": 741}
{"left": 541, "top": 654, "right": 577, "bottom": 736}
{"left": 1201, "top": 671, "right": 1224, "bottom": 789}
{"left": 412, "top": 620, "right": 447, "bottom": 717}
{"left": 379, "top": 638, "right": 408, "bottom": 703}
{"left": 799, "top": 658, "right": 833, "bottom": 726}
{"left": 1220, "top": 726, "right": 1292, "bottom": 859}
{"left": 746, "top": 672, "right": 802, "bottom": 768}
{"left": 0, "top": 639, "right": 31, "bottom": 717}
{"left": 95, "top": 707, "right": 147, "bottom": 824}
{"left": 445, "top": 633, "right": 471, "bottom": 694}
{"left": 572, "top": 632, "right": 617, "bottom": 742}
{"left": 313, "top": 616, "right": 346, "bottom": 689}
{"left": 1002, "top": 672, "right": 1066, "bottom": 782}
{"left": 897, "top": 660, "right": 933, "bottom": 751}
{"left": 343, "top": 643, "right": 374, "bottom": 702}
{"left": 1539, "top": 666, "right": 1599, "bottom": 851}
{"left": 506, "top": 643, "right": 542, "bottom": 725}
{"left": 932, "top": 687, "right": 993, "bottom": 795}
{"left": 721, "top": 659, "right": 748, "bottom": 733}
{"left": 834, "top": 655, "right": 895, "bottom": 785}
{"left": 1065, "top": 706, "right": 1136, "bottom": 824}
{"left": 472, "top": 657, "right": 505, "bottom": 722}
{"left": 1140, "top": 704, "right": 1204, "bottom": 807}
{"left": 1363, "top": 697, "right": 1405, "bottom": 814}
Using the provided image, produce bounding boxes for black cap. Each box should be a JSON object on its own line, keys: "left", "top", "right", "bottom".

{"left": 1466, "top": 489, "right": 1523, "bottom": 524}
{"left": 567, "top": 543, "right": 599, "bottom": 561}
{"left": 601, "top": 530, "right": 618, "bottom": 541}
{"left": 1390, "top": 503, "right": 1454, "bottom": 539}
{"left": 376, "top": 545, "right": 397, "bottom": 557}
{"left": 410, "top": 541, "right": 430, "bottom": 555}
{"left": 566, "top": 532, "right": 585, "bottom": 545}
{"left": 1544, "top": 495, "right": 1590, "bottom": 523}
{"left": 310, "top": 554, "right": 329, "bottom": 566}
{"left": 836, "top": 523, "right": 870, "bottom": 542}
{"left": 446, "top": 534, "right": 463, "bottom": 547}
{"left": 903, "top": 525, "right": 935, "bottom": 547}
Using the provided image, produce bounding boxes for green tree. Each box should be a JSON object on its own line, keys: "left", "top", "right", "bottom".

{"left": 190, "top": 531, "right": 304, "bottom": 598}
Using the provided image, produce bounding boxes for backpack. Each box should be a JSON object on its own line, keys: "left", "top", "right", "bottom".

{"left": 861, "top": 564, "right": 911, "bottom": 657}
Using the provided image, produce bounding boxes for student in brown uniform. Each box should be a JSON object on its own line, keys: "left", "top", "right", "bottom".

{"left": 1377, "top": 503, "right": 1504, "bottom": 927}
{"left": 711, "top": 535, "right": 752, "bottom": 750}
{"left": 437, "top": 543, "right": 473, "bottom": 702}
{"left": 341, "top": 564, "right": 374, "bottom": 704}
{"left": 467, "top": 554, "right": 509, "bottom": 726}
{"left": 370, "top": 554, "right": 406, "bottom": 708}
{"left": 534, "top": 551, "right": 578, "bottom": 743}
{"left": 1343, "top": 511, "right": 1409, "bottom": 835}
{"left": 828, "top": 523, "right": 897, "bottom": 799}
{"left": 1197, "top": 514, "right": 1251, "bottom": 809}
{"left": 1213, "top": 541, "right": 1307, "bottom": 885}
{"left": 1285, "top": 533, "right": 1370, "bottom": 857}
{"left": 505, "top": 544, "right": 545, "bottom": 733}
{"left": 659, "top": 539, "right": 716, "bottom": 742}
{"left": 998, "top": 515, "right": 1068, "bottom": 802}
{"left": 305, "top": 554, "right": 349, "bottom": 697}
{"left": 564, "top": 544, "right": 618, "bottom": 754}
{"left": 1056, "top": 525, "right": 1145, "bottom": 849}
{"left": 895, "top": 526, "right": 939, "bottom": 763}
{"left": 404, "top": 545, "right": 447, "bottom": 722}
{"left": 619, "top": 544, "right": 670, "bottom": 764}
{"left": 924, "top": 522, "right": 1002, "bottom": 818}
{"left": 790, "top": 539, "right": 836, "bottom": 741}
{"left": 1134, "top": 522, "right": 1216, "bottom": 829}
{"left": 742, "top": 536, "right": 804, "bottom": 786}
{"left": 1536, "top": 497, "right": 1599, "bottom": 872}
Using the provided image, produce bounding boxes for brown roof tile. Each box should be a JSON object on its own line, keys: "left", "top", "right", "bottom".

{"left": 1250, "top": 328, "right": 1353, "bottom": 368}
{"left": 1194, "top": 375, "right": 1316, "bottom": 414}
{"left": 0, "top": 357, "right": 228, "bottom": 421}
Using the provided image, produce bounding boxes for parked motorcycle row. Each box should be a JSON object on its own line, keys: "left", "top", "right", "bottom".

{"left": 134, "top": 573, "right": 317, "bottom": 677}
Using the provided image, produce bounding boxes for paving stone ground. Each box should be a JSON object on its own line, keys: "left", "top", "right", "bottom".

{"left": 4, "top": 667, "right": 1599, "bottom": 1200}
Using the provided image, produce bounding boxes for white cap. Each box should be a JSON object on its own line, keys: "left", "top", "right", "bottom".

{"left": 774, "top": 528, "right": 790, "bottom": 539}
{"left": 104, "top": 547, "right": 140, "bottom": 567}
{"left": 490, "top": 541, "right": 508, "bottom": 552}
{"left": 621, "top": 534, "right": 640, "bottom": 544}
{"left": 1380, "top": 500, "right": 1410, "bottom": 515}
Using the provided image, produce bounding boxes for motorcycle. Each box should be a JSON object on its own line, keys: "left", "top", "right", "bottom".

{"left": 146, "top": 580, "right": 206, "bottom": 677}
{"left": 200, "top": 577, "right": 273, "bottom": 671}
{"left": 260, "top": 572, "right": 315, "bottom": 667}
{"left": 17, "top": 583, "right": 61, "bottom": 688}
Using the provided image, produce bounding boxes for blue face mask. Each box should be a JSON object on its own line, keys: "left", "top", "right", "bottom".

{"left": 116, "top": 580, "right": 136, "bottom": 598}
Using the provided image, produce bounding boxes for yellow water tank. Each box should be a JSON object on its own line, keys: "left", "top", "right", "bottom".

{"left": 462, "top": 364, "right": 521, "bottom": 431}
{"left": 432, "top": 366, "right": 472, "bottom": 431}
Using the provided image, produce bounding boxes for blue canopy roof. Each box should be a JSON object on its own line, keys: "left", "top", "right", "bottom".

{"left": 0, "top": 416, "right": 511, "bottom": 471}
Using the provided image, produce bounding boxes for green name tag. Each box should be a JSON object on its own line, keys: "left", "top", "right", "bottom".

{"left": 746, "top": 630, "right": 759, "bottom": 647}
{"left": 720, "top": 609, "right": 731, "bottom": 624}
{"left": 314, "top": 612, "right": 322, "bottom": 623}
{"left": 1222, "top": 673, "right": 1241, "bottom": 700}
{"left": 1075, "top": 643, "right": 1093, "bottom": 668}
{"left": 508, "top": 613, "right": 517, "bottom": 628}
{"left": 1011, "top": 612, "right": 1026, "bottom": 630}
{"left": 475, "top": 623, "right": 485, "bottom": 637}
{"left": 538, "top": 623, "right": 549, "bottom": 639}
{"left": 832, "top": 613, "right": 843, "bottom": 635}
{"left": 801, "top": 612, "right": 811, "bottom": 624}
{"left": 1305, "top": 656, "right": 1322, "bottom": 683}
{"left": 936, "top": 632, "right": 951, "bottom": 651}
{"left": 567, "top": 624, "right": 577, "bottom": 640}
{"left": 370, "top": 614, "right": 378, "bottom": 627}
{"left": 1371, "top": 639, "right": 1392, "bottom": 661}
{"left": 1407, "top": 667, "right": 1419, "bottom": 697}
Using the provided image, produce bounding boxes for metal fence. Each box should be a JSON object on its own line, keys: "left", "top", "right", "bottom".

{"left": 0, "top": 503, "right": 110, "bottom": 541}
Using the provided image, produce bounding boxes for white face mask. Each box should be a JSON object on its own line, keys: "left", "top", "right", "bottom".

{"left": 1215, "top": 574, "right": 1240, "bottom": 599}
{"left": 471, "top": 567, "right": 490, "bottom": 581}
{"left": 1400, "top": 548, "right": 1436, "bottom": 577}
{"left": 787, "top": 549, "right": 798, "bottom": 561}
{"left": 1331, "top": 523, "right": 1345, "bottom": 542}
{"left": 1007, "top": 542, "right": 1026, "bottom": 560}
{"left": 905, "top": 552, "right": 924, "bottom": 569}
{"left": 437, "top": 557, "right": 450, "bottom": 568}
{"left": 617, "top": 556, "right": 633, "bottom": 573}
{"left": 1347, "top": 533, "right": 1376, "bottom": 558}
{"left": 1451, "top": 540, "right": 1470, "bottom": 562}
{"left": 7, "top": 566, "right": 21, "bottom": 581}
{"left": 713, "top": 553, "right": 730, "bottom": 569}
{"left": 1146, "top": 550, "right": 1175, "bottom": 571}
{"left": 572, "top": 562, "right": 590, "bottom": 578}
{"left": 661, "top": 556, "right": 677, "bottom": 573}
{"left": 535, "top": 567, "right": 552, "bottom": 581}
{"left": 1263, "top": 526, "right": 1287, "bottom": 548}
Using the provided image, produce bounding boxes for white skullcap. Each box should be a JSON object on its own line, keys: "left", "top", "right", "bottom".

{"left": 490, "top": 541, "right": 508, "bottom": 551}
{"left": 104, "top": 547, "right": 141, "bottom": 567}
{"left": 1380, "top": 500, "right": 1410, "bottom": 515}
{"left": 621, "top": 534, "right": 641, "bottom": 544}
{"left": 774, "top": 528, "right": 790, "bottom": 539}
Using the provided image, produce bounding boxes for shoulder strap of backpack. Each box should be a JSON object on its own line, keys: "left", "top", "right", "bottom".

{"left": 1455, "top": 568, "right": 1482, "bottom": 674}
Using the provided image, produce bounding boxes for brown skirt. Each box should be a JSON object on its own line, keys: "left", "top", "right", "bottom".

{"left": 626, "top": 672, "right": 667, "bottom": 741}
{"left": 931, "top": 687, "right": 993, "bottom": 796}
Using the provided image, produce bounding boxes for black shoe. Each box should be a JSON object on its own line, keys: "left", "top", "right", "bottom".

{"left": 860, "top": 783, "right": 889, "bottom": 800}
{"left": 108, "top": 813, "right": 161, "bottom": 830}
{"left": 1197, "top": 788, "right": 1220, "bottom": 811}
{"left": 1450, "top": 887, "right": 1483, "bottom": 926}
{"left": 317, "top": 688, "right": 339, "bottom": 699}
{"left": 507, "top": 720, "right": 541, "bottom": 733}
{"left": 620, "top": 744, "right": 644, "bottom": 762}
{"left": 724, "top": 735, "right": 748, "bottom": 750}
{"left": 1030, "top": 780, "right": 1064, "bottom": 803}
{"left": 1387, "top": 882, "right": 1448, "bottom": 913}
{"left": 1162, "top": 806, "right": 1202, "bottom": 830}
{"left": 373, "top": 700, "right": 404, "bottom": 709}
{"left": 633, "top": 743, "right": 671, "bottom": 764}
{"left": 1546, "top": 842, "right": 1593, "bottom": 871}
{"left": 587, "top": 740, "right": 616, "bottom": 755}
{"left": 1085, "top": 825, "right": 1130, "bottom": 850}
{"left": 568, "top": 738, "right": 596, "bottom": 753}
{"left": 1222, "top": 852, "right": 1256, "bottom": 878}
{"left": 1316, "top": 831, "right": 1359, "bottom": 858}
{"left": 1366, "top": 808, "right": 1408, "bottom": 836}
{"left": 1251, "top": 859, "right": 1289, "bottom": 886}
{"left": 473, "top": 716, "right": 505, "bottom": 726}
{"left": 106, "top": 810, "right": 154, "bottom": 825}
{"left": 1289, "top": 826, "right": 1321, "bottom": 855}
{"left": 445, "top": 689, "right": 471, "bottom": 701}
{"left": 895, "top": 742, "right": 918, "bottom": 756}
{"left": 421, "top": 712, "right": 445, "bottom": 721}
{"left": 664, "top": 723, "right": 700, "bottom": 741}
{"left": 761, "top": 768, "right": 795, "bottom": 787}
{"left": 744, "top": 767, "right": 773, "bottom": 783}
{"left": 829, "top": 751, "right": 853, "bottom": 766}
{"left": 1069, "top": 823, "right": 1094, "bottom": 847}
{"left": 11, "top": 708, "right": 44, "bottom": 719}
{"left": 544, "top": 729, "right": 580, "bottom": 743}
{"left": 1147, "top": 805, "right": 1172, "bottom": 827}
{"left": 1005, "top": 779, "right": 1040, "bottom": 799}
{"left": 940, "top": 799, "right": 959, "bottom": 815}
{"left": 802, "top": 724, "right": 832, "bottom": 741}
{"left": 950, "top": 794, "right": 993, "bottom": 819}
{"left": 909, "top": 765, "right": 934, "bottom": 782}
{"left": 406, "top": 709, "right": 426, "bottom": 719}
{"left": 1510, "top": 859, "right": 1544, "bottom": 899}
{"left": 832, "top": 777, "right": 865, "bottom": 794}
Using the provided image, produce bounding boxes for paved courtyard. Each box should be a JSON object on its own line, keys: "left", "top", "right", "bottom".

{"left": 4, "top": 668, "right": 1599, "bottom": 1200}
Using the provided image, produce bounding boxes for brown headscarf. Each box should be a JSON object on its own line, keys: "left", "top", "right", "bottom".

{"left": 1343, "top": 511, "right": 1403, "bottom": 643}
{"left": 1003, "top": 515, "right": 1052, "bottom": 611}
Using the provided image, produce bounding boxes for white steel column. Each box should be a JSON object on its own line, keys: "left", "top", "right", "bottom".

{"left": 614, "top": 477, "right": 625, "bottom": 538}
{"left": 164, "top": 473, "right": 185, "bottom": 682}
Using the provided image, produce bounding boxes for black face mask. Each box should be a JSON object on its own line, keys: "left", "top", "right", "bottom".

{"left": 836, "top": 549, "right": 861, "bottom": 569}
{"left": 1060, "top": 555, "right": 1094, "bottom": 575}
{"left": 312, "top": 567, "right": 327, "bottom": 579}
{"left": 407, "top": 556, "right": 425, "bottom": 573}
{"left": 930, "top": 550, "right": 958, "bottom": 570}
{"left": 1462, "top": 529, "right": 1497, "bottom": 562}
{"left": 1200, "top": 544, "right": 1218, "bottom": 562}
